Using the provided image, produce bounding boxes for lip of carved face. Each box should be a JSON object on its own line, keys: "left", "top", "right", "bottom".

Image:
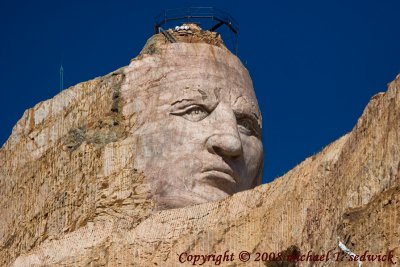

{"left": 199, "top": 164, "right": 238, "bottom": 194}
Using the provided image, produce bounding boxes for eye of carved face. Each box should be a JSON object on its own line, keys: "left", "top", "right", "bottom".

{"left": 236, "top": 115, "right": 261, "bottom": 138}
{"left": 171, "top": 105, "right": 210, "bottom": 122}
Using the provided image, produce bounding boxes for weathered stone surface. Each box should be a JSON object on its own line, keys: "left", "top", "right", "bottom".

{"left": 0, "top": 68, "right": 154, "bottom": 266}
{"left": 1, "top": 28, "right": 399, "bottom": 266}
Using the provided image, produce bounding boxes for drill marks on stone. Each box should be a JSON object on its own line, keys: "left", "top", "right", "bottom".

{"left": 2, "top": 71, "right": 125, "bottom": 170}
{"left": 0, "top": 68, "right": 138, "bottom": 266}
{"left": 12, "top": 221, "right": 114, "bottom": 266}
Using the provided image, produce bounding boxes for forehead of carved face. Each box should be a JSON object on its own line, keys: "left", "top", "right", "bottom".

{"left": 123, "top": 44, "right": 263, "bottom": 209}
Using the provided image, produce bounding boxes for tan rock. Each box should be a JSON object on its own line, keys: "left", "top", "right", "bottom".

{"left": 1, "top": 29, "right": 399, "bottom": 266}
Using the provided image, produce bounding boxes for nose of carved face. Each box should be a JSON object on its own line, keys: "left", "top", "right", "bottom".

{"left": 205, "top": 102, "right": 243, "bottom": 159}
{"left": 206, "top": 134, "right": 242, "bottom": 158}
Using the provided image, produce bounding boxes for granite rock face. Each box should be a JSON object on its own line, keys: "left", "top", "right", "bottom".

{"left": 1, "top": 29, "right": 399, "bottom": 266}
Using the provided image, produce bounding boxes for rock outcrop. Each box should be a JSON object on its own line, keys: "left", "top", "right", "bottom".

{"left": 1, "top": 28, "right": 399, "bottom": 266}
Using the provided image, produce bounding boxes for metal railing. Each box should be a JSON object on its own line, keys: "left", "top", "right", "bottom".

{"left": 154, "top": 7, "right": 239, "bottom": 54}
{"left": 158, "top": 27, "right": 177, "bottom": 43}
{"left": 154, "top": 7, "right": 239, "bottom": 34}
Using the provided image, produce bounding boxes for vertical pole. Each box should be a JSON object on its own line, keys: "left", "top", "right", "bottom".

{"left": 235, "top": 34, "right": 238, "bottom": 55}
{"left": 60, "top": 65, "right": 64, "bottom": 92}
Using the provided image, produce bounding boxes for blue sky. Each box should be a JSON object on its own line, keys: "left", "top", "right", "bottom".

{"left": 1, "top": 0, "right": 399, "bottom": 183}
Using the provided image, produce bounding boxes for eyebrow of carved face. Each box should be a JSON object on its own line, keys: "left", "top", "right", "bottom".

{"left": 234, "top": 110, "right": 262, "bottom": 138}
{"left": 233, "top": 106, "right": 261, "bottom": 125}
{"left": 170, "top": 88, "right": 219, "bottom": 111}
{"left": 170, "top": 98, "right": 218, "bottom": 113}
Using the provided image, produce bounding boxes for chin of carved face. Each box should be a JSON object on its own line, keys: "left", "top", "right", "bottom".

{"left": 125, "top": 44, "right": 263, "bottom": 209}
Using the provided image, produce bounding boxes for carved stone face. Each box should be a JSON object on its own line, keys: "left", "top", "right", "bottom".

{"left": 123, "top": 44, "right": 263, "bottom": 209}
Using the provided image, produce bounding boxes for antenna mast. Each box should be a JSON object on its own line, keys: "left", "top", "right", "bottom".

{"left": 60, "top": 65, "right": 64, "bottom": 91}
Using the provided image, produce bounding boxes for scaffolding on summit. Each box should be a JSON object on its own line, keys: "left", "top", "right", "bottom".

{"left": 154, "top": 7, "right": 239, "bottom": 54}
